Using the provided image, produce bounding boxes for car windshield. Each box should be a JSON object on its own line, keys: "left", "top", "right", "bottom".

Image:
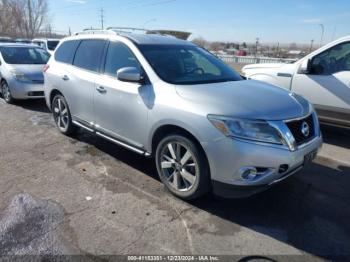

{"left": 47, "top": 40, "right": 59, "bottom": 51}
{"left": 0, "top": 46, "right": 50, "bottom": 64}
{"left": 139, "top": 44, "right": 242, "bottom": 85}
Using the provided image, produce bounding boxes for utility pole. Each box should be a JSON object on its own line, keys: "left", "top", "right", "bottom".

{"left": 69, "top": 27, "right": 72, "bottom": 36}
{"left": 319, "top": 24, "right": 324, "bottom": 47}
{"left": 255, "top": 37, "right": 259, "bottom": 57}
{"left": 100, "top": 8, "right": 105, "bottom": 30}
{"left": 309, "top": 39, "right": 314, "bottom": 53}
{"left": 276, "top": 42, "right": 280, "bottom": 58}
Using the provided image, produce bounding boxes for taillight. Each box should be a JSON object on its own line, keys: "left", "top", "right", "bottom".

{"left": 43, "top": 64, "right": 50, "bottom": 73}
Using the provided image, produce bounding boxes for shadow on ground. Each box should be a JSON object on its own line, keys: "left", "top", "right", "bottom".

{"left": 321, "top": 124, "right": 350, "bottom": 149}
{"left": 14, "top": 99, "right": 50, "bottom": 114}
{"left": 72, "top": 127, "right": 350, "bottom": 259}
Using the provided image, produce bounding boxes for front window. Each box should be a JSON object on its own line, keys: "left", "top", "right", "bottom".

{"left": 139, "top": 44, "right": 242, "bottom": 85}
{"left": 0, "top": 47, "right": 50, "bottom": 64}
{"left": 104, "top": 41, "right": 140, "bottom": 77}
{"left": 47, "top": 40, "right": 60, "bottom": 51}
{"left": 311, "top": 42, "right": 350, "bottom": 75}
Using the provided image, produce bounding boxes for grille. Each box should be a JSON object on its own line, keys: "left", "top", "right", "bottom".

{"left": 286, "top": 115, "right": 315, "bottom": 145}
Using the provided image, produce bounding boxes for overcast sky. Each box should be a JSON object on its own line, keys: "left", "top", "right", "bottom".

{"left": 49, "top": 0, "right": 350, "bottom": 44}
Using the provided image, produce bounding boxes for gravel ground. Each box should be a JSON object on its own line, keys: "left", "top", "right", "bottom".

{"left": 0, "top": 99, "right": 349, "bottom": 261}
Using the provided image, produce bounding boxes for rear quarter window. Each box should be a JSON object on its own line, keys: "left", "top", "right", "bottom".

{"left": 54, "top": 40, "right": 80, "bottom": 64}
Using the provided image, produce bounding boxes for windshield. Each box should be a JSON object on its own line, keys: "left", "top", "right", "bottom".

{"left": 47, "top": 40, "right": 60, "bottom": 51}
{"left": 0, "top": 47, "right": 50, "bottom": 65}
{"left": 139, "top": 44, "right": 242, "bottom": 85}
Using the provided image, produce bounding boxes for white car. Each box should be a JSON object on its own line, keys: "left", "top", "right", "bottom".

{"left": 32, "top": 38, "right": 60, "bottom": 55}
{"left": 243, "top": 36, "right": 350, "bottom": 128}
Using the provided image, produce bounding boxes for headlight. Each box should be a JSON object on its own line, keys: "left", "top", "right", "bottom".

{"left": 208, "top": 115, "right": 284, "bottom": 145}
{"left": 11, "top": 71, "right": 31, "bottom": 82}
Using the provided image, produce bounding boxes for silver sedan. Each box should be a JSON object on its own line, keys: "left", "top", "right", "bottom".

{"left": 0, "top": 44, "right": 50, "bottom": 103}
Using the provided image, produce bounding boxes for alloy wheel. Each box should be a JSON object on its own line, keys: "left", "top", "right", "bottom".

{"left": 160, "top": 142, "right": 198, "bottom": 192}
{"left": 53, "top": 97, "right": 69, "bottom": 132}
{"left": 2, "top": 82, "right": 11, "bottom": 102}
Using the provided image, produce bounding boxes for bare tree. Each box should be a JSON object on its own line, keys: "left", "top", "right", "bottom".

{"left": 0, "top": 0, "right": 49, "bottom": 38}
{"left": 192, "top": 37, "right": 209, "bottom": 48}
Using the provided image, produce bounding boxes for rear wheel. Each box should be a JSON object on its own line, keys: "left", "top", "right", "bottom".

{"left": 1, "top": 81, "right": 14, "bottom": 104}
{"left": 155, "top": 135, "right": 211, "bottom": 200}
{"left": 52, "top": 94, "right": 76, "bottom": 135}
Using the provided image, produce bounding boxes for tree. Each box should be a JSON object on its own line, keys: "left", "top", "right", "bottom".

{"left": 0, "top": 0, "right": 49, "bottom": 38}
{"left": 192, "top": 37, "right": 209, "bottom": 48}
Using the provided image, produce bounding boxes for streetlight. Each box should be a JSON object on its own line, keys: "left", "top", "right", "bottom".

{"left": 309, "top": 39, "right": 314, "bottom": 53}
{"left": 319, "top": 24, "right": 324, "bottom": 47}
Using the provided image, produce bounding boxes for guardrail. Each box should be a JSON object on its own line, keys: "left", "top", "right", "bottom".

{"left": 217, "top": 55, "right": 297, "bottom": 64}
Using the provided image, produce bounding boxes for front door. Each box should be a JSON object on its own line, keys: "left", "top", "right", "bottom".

{"left": 292, "top": 41, "right": 350, "bottom": 125}
{"left": 94, "top": 41, "right": 151, "bottom": 149}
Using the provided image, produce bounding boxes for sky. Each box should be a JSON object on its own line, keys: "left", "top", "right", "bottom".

{"left": 48, "top": 0, "right": 350, "bottom": 44}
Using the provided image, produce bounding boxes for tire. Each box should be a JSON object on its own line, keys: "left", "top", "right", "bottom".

{"left": 155, "top": 134, "right": 211, "bottom": 200}
{"left": 1, "top": 81, "right": 14, "bottom": 104}
{"left": 51, "top": 94, "right": 77, "bottom": 135}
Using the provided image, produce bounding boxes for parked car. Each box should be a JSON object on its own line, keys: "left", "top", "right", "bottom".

{"left": 0, "top": 44, "right": 50, "bottom": 103}
{"left": 15, "top": 39, "right": 32, "bottom": 44}
{"left": 0, "top": 37, "right": 14, "bottom": 43}
{"left": 242, "top": 36, "right": 350, "bottom": 128}
{"left": 32, "top": 38, "right": 60, "bottom": 55}
{"left": 43, "top": 29, "right": 322, "bottom": 200}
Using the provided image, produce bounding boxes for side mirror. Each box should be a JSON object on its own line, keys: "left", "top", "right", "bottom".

{"left": 298, "top": 59, "right": 311, "bottom": 74}
{"left": 117, "top": 67, "right": 143, "bottom": 83}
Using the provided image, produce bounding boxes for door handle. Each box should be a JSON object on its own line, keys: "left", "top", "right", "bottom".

{"left": 62, "top": 75, "right": 69, "bottom": 81}
{"left": 96, "top": 86, "right": 107, "bottom": 94}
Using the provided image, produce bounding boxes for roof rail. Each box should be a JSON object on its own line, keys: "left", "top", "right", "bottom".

{"left": 74, "top": 28, "right": 116, "bottom": 36}
{"left": 106, "top": 27, "right": 149, "bottom": 34}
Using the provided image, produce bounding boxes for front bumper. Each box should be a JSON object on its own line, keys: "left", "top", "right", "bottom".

{"left": 8, "top": 79, "right": 44, "bottom": 99}
{"left": 203, "top": 133, "right": 323, "bottom": 198}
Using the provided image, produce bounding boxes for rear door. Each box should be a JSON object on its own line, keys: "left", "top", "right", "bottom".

{"left": 67, "top": 39, "right": 107, "bottom": 126}
{"left": 291, "top": 41, "right": 350, "bottom": 125}
{"left": 93, "top": 40, "right": 150, "bottom": 148}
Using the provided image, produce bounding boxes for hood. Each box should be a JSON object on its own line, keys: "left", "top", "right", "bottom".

{"left": 175, "top": 80, "right": 310, "bottom": 121}
{"left": 243, "top": 63, "right": 284, "bottom": 71}
{"left": 9, "top": 64, "right": 45, "bottom": 82}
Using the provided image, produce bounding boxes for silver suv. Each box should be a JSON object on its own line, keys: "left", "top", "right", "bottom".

{"left": 44, "top": 29, "right": 323, "bottom": 200}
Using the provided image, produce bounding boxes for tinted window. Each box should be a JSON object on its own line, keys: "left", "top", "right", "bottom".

{"left": 140, "top": 44, "right": 242, "bottom": 85}
{"left": 104, "top": 41, "right": 140, "bottom": 76}
{"left": 0, "top": 47, "right": 50, "bottom": 64}
{"left": 55, "top": 40, "right": 80, "bottom": 64}
{"left": 73, "top": 40, "right": 106, "bottom": 72}
{"left": 311, "top": 42, "right": 350, "bottom": 75}
{"left": 33, "top": 41, "right": 45, "bottom": 48}
{"left": 47, "top": 40, "right": 60, "bottom": 51}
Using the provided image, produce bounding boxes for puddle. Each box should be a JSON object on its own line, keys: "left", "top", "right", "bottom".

{"left": 75, "top": 145, "right": 103, "bottom": 157}
{"left": 29, "top": 114, "right": 55, "bottom": 127}
{"left": 0, "top": 194, "right": 68, "bottom": 256}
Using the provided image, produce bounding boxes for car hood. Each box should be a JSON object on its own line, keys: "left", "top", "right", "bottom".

{"left": 243, "top": 63, "right": 285, "bottom": 71}
{"left": 9, "top": 64, "right": 45, "bottom": 81}
{"left": 175, "top": 80, "right": 311, "bottom": 121}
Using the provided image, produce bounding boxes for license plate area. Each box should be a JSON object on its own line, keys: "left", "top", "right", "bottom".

{"left": 304, "top": 150, "right": 317, "bottom": 165}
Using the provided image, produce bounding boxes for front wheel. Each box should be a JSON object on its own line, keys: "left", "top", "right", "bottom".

{"left": 1, "top": 81, "right": 14, "bottom": 104}
{"left": 52, "top": 94, "right": 77, "bottom": 135}
{"left": 155, "top": 135, "right": 211, "bottom": 200}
